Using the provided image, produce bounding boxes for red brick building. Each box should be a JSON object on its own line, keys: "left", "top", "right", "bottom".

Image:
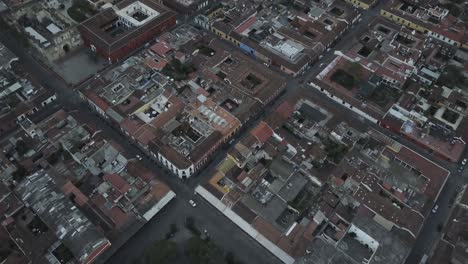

{"left": 79, "top": 0, "right": 177, "bottom": 63}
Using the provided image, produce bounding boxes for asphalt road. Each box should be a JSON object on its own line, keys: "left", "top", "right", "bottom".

{"left": 0, "top": 1, "right": 461, "bottom": 263}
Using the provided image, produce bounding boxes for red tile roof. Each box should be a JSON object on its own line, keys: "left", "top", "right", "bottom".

{"left": 250, "top": 121, "right": 274, "bottom": 143}
{"left": 83, "top": 89, "right": 110, "bottom": 112}
{"left": 275, "top": 101, "right": 295, "bottom": 120}
{"left": 252, "top": 217, "right": 282, "bottom": 244}
{"left": 144, "top": 56, "right": 168, "bottom": 70}
{"left": 83, "top": 239, "right": 111, "bottom": 264}
{"left": 104, "top": 174, "right": 131, "bottom": 194}
{"left": 382, "top": 146, "right": 450, "bottom": 200}
{"left": 235, "top": 15, "right": 257, "bottom": 34}
{"left": 62, "top": 181, "right": 89, "bottom": 206}
{"left": 150, "top": 41, "right": 172, "bottom": 57}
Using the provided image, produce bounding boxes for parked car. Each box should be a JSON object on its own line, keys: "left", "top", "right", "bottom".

{"left": 462, "top": 158, "right": 467, "bottom": 166}
{"left": 136, "top": 155, "right": 143, "bottom": 161}
{"left": 432, "top": 204, "right": 439, "bottom": 214}
{"left": 189, "top": 200, "right": 197, "bottom": 207}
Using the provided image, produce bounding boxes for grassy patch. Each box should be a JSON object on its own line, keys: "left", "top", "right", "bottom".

{"left": 367, "top": 84, "right": 401, "bottom": 108}
{"left": 330, "top": 69, "right": 357, "bottom": 89}
{"left": 144, "top": 240, "right": 177, "bottom": 264}
{"left": 186, "top": 236, "right": 225, "bottom": 264}
{"left": 198, "top": 45, "right": 215, "bottom": 56}
{"left": 437, "top": 65, "right": 468, "bottom": 89}
{"left": 240, "top": 73, "right": 262, "bottom": 90}
{"left": 162, "top": 59, "right": 196, "bottom": 81}
{"left": 288, "top": 188, "right": 314, "bottom": 214}
{"left": 442, "top": 109, "right": 460, "bottom": 124}
{"left": 323, "top": 137, "right": 349, "bottom": 164}
{"left": 67, "top": 0, "right": 96, "bottom": 23}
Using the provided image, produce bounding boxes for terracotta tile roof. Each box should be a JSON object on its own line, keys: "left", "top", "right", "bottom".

{"left": 61, "top": 181, "right": 89, "bottom": 206}
{"left": 277, "top": 223, "right": 308, "bottom": 257}
{"left": 120, "top": 117, "right": 145, "bottom": 137}
{"left": 382, "top": 146, "right": 449, "bottom": 200}
{"left": 275, "top": 101, "right": 295, "bottom": 121}
{"left": 303, "top": 221, "right": 318, "bottom": 241}
{"left": 150, "top": 181, "right": 171, "bottom": 200}
{"left": 83, "top": 89, "right": 110, "bottom": 112}
{"left": 234, "top": 15, "right": 257, "bottom": 34}
{"left": 252, "top": 217, "right": 282, "bottom": 243}
{"left": 150, "top": 41, "right": 172, "bottom": 57}
{"left": 250, "top": 121, "right": 274, "bottom": 143}
{"left": 104, "top": 174, "right": 131, "bottom": 194}
{"left": 127, "top": 161, "right": 154, "bottom": 182}
{"left": 144, "top": 56, "right": 168, "bottom": 70}
{"left": 134, "top": 124, "right": 157, "bottom": 145}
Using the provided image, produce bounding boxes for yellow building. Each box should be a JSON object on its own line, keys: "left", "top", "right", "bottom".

{"left": 344, "top": 0, "right": 375, "bottom": 10}
{"left": 380, "top": 9, "right": 429, "bottom": 34}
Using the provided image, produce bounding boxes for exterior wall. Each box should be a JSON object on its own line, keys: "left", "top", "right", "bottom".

{"left": 80, "top": 15, "right": 177, "bottom": 63}
{"left": 380, "top": 10, "right": 429, "bottom": 33}
{"left": 154, "top": 151, "right": 194, "bottom": 178}
{"left": 280, "top": 65, "right": 298, "bottom": 77}
{"left": 163, "top": 0, "right": 209, "bottom": 14}
{"left": 142, "top": 190, "right": 176, "bottom": 221}
{"left": 381, "top": 10, "right": 463, "bottom": 49}
{"left": 239, "top": 43, "right": 256, "bottom": 57}
{"left": 345, "top": 0, "right": 371, "bottom": 9}
{"left": 429, "top": 31, "right": 460, "bottom": 47}
{"left": 80, "top": 91, "right": 108, "bottom": 117}
{"left": 348, "top": 224, "right": 379, "bottom": 251}
{"left": 29, "top": 27, "right": 82, "bottom": 62}
{"left": 309, "top": 82, "right": 379, "bottom": 124}
{"left": 194, "top": 15, "right": 210, "bottom": 30}
{"left": 40, "top": 94, "right": 57, "bottom": 107}
{"left": 212, "top": 27, "right": 229, "bottom": 41}
{"left": 108, "top": 16, "right": 177, "bottom": 63}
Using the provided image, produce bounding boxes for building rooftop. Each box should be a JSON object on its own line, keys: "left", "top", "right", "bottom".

{"left": 15, "top": 170, "right": 110, "bottom": 264}
{"left": 0, "top": 43, "right": 18, "bottom": 70}
{"left": 80, "top": 0, "right": 176, "bottom": 51}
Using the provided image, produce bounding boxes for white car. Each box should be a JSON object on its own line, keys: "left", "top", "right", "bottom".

{"left": 189, "top": 200, "right": 197, "bottom": 207}
{"left": 462, "top": 158, "right": 467, "bottom": 166}
{"left": 136, "top": 155, "right": 143, "bottom": 161}
{"left": 432, "top": 204, "right": 439, "bottom": 214}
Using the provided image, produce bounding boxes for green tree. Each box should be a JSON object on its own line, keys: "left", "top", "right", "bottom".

{"left": 145, "top": 240, "right": 177, "bottom": 264}
{"left": 12, "top": 165, "right": 27, "bottom": 182}
{"left": 15, "top": 139, "right": 28, "bottom": 156}
{"left": 185, "top": 216, "right": 200, "bottom": 235}
{"left": 438, "top": 65, "right": 467, "bottom": 89}
{"left": 186, "top": 236, "right": 225, "bottom": 264}
{"left": 348, "top": 62, "right": 363, "bottom": 79}
{"left": 225, "top": 251, "right": 243, "bottom": 264}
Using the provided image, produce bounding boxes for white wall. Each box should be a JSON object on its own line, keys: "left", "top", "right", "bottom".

{"left": 348, "top": 224, "right": 379, "bottom": 252}
{"left": 156, "top": 152, "right": 194, "bottom": 178}
{"left": 308, "top": 82, "right": 379, "bottom": 124}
